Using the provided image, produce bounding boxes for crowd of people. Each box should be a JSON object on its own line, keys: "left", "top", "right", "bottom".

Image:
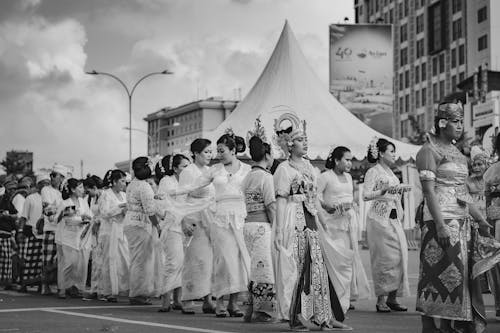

{"left": 1, "top": 102, "right": 500, "bottom": 332}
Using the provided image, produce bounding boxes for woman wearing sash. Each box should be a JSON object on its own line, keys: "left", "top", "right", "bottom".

{"left": 56, "top": 178, "right": 93, "bottom": 298}
{"left": 416, "top": 102, "right": 495, "bottom": 332}
{"left": 178, "top": 139, "right": 217, "bottom": 314}
{"left": 155, "top": 154, "right": 192, "bottom": 313}
{"left": 317, "top": 146, "right": 370, "bottom": 313}
{"left": 273, "top": 113, "right": 351, "bottom": 331}
{"left": 96, "top": 170, "right": 129, "bottom": 302}
{"left": 363, "top": 138, "right": 410, "bottom": 313}
{"left": 242, "top": 123, "right": 277, "bottom": 322}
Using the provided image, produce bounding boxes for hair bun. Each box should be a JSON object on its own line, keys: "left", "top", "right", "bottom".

{"left": 235, "top": 136, "right": 246, "bottom": 153}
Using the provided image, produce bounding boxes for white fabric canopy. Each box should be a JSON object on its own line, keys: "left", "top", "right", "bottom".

{"left": 209, "top": 21, "right": 420, "bottom": 160}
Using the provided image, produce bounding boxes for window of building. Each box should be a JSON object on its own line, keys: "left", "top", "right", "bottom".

{"left": 451, "top": 75, "right": 457, "bottom": 90}
{"left": 428, "top": 2, "right": 445, "bottom": 54}
{"left": 458, "top": 44, "right": 465, "bottom": 65}
{"left": 400, "top": 23, "right": 408, "bottom": 42}
{"left": 401, "top": 120, "right": 408, "bottom": 137}
{"left": 452, "top": 18, "right": 462, "bottom": 41}
{"left": 416, "top": 14, "right": 424, "bottom": 34}
{"left": 421, "top": 62, "right": 427, "bottom": 80}
{"left": 415, "top": 90, "right": 420, "bottom": 108}
{"left": 422, "top": 87, "right": 427, "bottom": 105}
{"left": 452, "top": 0, "right": 461, "bottom": 14}
{"left": 433, "top": 82, "right": 438, "bottom": 101}
{"left": 432, "top": 57, "right": 438, "bottom": 76}
{"left": 415, "top": 64, "right": 420, "bottom": 83}
{"left": 459, "top": 71, "right": 465, "bottom": 82}
{"left": 400, "top": 47, "right": 408, "bottom": 66}
{"left": 418, "top": 114, "right": 425, "bottom": 131}
{"left": 399, "top": 73, "right": 404, "bottom": 90}
{"left": 405, "top": 70, "right": 410, "bottom": 88}
{"left": 404, "top": 0, "right": 409, "bottom": 16}
{"left": 389, "top": 8, "right": 394, "bottom": 22}
{"left": 416, "top": 39, "right": 424, "bottom": 58}
{"left": 451, "top": 48, "right": 457, "bottom": 68}
{"left": 439, "top": 80, "right": 445, "bottom": 99}
{"left": 478, "top": 6, "right": 487, "bottom": 23}
{"left": 439, "top": 53, "right": 444, "bottom": 73}
{"left": 478, "top": 34, "right": 488, "bottom": 51}
{"left": 399, "top": 2, "right": 403, "bottom": 19}
{"left": 405, "top": 94, "right": 410, "bottom": 113}
{"left": 375, "top": 0, "right": 379, "bottom": 12}
{"left": 399, "top": 96, "right": 404, "bottom": 114}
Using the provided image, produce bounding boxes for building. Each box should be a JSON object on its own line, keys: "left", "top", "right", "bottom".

{"left": 354, "top": 0, "right": 499, "bottom": 141}
{"left": 143, "top": 97, "right": 239, "bottom": 156}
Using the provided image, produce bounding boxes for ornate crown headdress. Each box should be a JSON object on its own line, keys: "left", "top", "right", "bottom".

{"left": 273, "top": 112, "right": 307, "bottom": 158}
{"left": 368, "top": 136, "right": 379, "bottom": 160}
{"left": 246, "top": 117, "right": 268, "bottom": 145}
{"left": 436, "top": 102, "right": 464, "bottom": 120}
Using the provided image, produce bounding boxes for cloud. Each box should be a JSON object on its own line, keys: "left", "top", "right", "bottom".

{"left": 0, "top": 0, "right": 355, "bottom": 175}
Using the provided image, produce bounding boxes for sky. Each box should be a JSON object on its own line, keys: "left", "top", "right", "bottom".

{"left": 0, "top": 0, "right": 354, "bottom": 177}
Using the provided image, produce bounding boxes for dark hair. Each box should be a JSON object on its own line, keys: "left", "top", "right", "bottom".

{"left": 217, "top": 133, "right": 246, "bottom": 153}
{"left": 155, "top": 154, "right": 189, "bottom": 180}
{"left": 103, "top": 169, "right": 126, "bottom": 188}
{"left": 248, "top": 136, "right": 271, "bottom": 162}
{"left": 132, "top": 156, "right": 152, "bottom": 180}
{"left": 62, "top": 178, "right": 82, "bottom": 200}
{"left": 190, "top": 138, "right": 211, "bottom": 158}
{"left": 367, "top": 138, "right": 395, "bottom": 163}
{"left": 325, "top": 146, "right": 350, "bottom": 169}
{"left": 83, "top": 176, "right": 97, "bottom": 189}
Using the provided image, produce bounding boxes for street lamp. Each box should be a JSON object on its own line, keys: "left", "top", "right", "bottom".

{"left": 123, "top": 127, "right": 156, "bottom": 155}
{"left": 86, "top": 69, "right": 173, "bottom": 174}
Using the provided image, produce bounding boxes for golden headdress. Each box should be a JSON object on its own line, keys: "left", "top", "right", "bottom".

{"left": 246, "top": 116, "right": 268, "bottom": 145}
{"left": 273, "top": 112, "right": 307, "bottom": 158}
{"left": 436, "top": 102, "right": 464, "bottom": 120}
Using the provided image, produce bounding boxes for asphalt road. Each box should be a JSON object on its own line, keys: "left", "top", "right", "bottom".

{"left": 1, "top": 250, "right": 498, "bottom": 333}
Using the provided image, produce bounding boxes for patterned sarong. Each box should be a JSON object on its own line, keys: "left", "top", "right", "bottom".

{"left": 0, "top": 237, "right": 14, "bottom": 282}
{"left": 19, "top": 235, "right": 43, "bottom": 284}
{"left": 42, "top": 231, "right": 57, "bottom": 283}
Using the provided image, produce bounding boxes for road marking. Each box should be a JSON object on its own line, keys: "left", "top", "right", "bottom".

{"left": 0, "top": 329, "right": 20, "bottom": 332}
{"left": 43, "top": 309, "right": 235, "bottom": 333}
{"left": 0, "top": 305, "right": 156, "bottom": 313}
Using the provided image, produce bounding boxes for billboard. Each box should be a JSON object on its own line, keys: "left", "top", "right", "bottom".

{"left": 329, "top": 24, "right": 393, "bottom": 136}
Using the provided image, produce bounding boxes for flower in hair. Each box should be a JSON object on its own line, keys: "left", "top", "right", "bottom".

{"left": 368, "top": 136, "right": 379, "bottom": 160}
{"left": 438, "top": 119, "right": 448, "bottom": 128}
{"left": 224, "top": 127, "right": 235, "bottom": 138}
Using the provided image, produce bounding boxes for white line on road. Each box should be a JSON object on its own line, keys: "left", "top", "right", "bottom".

{"left": 0, "top": 305, "right": 158, "bottom": 313}
{"left": 43, "top": 309, "right": 236, "bottom": 333}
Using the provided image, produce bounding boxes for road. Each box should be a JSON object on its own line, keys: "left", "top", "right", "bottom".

{"left": 1, "top": 250, "right": 498, "bottom": 333}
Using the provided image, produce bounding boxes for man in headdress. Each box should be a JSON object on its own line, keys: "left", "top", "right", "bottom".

{"left": 17, "top": 174, "right": 50, "bottom": 292}
{"left": 39, "top": 165, "right": 67, "bottom": 295}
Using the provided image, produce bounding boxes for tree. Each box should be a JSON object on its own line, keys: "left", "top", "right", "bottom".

{"left": 1, "top": 151, "right": 33, "bottom": 176}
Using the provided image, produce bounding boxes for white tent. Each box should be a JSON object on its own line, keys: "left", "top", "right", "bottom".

{"left": 209, "top": 21, "right": 420, "bottom": 160}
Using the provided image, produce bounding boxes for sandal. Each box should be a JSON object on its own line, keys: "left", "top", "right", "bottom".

{"left": 215, "top": 309, "right": 228, "bottom": 318}
{"left": 202, "top": 305, "right": 216, "bottom": 314}
{"left": 158, "top": 306, "right": 171, "bottom": 312}
{"left": 376, "top": 303, "right": 391, "bottom": 313}
{"left": 386, "top": 302, "right": 407, "bottom": 312}
{"left": 291, "top": 324, "right": 309, "bottom": 332}
{"left": 227, "top": 308, "right": 244, "bottom": 317}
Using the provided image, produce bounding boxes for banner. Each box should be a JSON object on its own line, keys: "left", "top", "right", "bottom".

{"left": 329, "top": 24, "right": 393, "bottom": 136}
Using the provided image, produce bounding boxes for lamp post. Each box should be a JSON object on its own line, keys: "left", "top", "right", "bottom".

{"left": 86, "top": 69, "right": 173, "bottom": 174}
{"left": 123, "top": 127, "right": 157, "bottom": 155}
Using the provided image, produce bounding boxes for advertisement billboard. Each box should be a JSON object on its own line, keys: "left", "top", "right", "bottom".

{"left": 329, "top": 24, "right": 393, "bottom": 136}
